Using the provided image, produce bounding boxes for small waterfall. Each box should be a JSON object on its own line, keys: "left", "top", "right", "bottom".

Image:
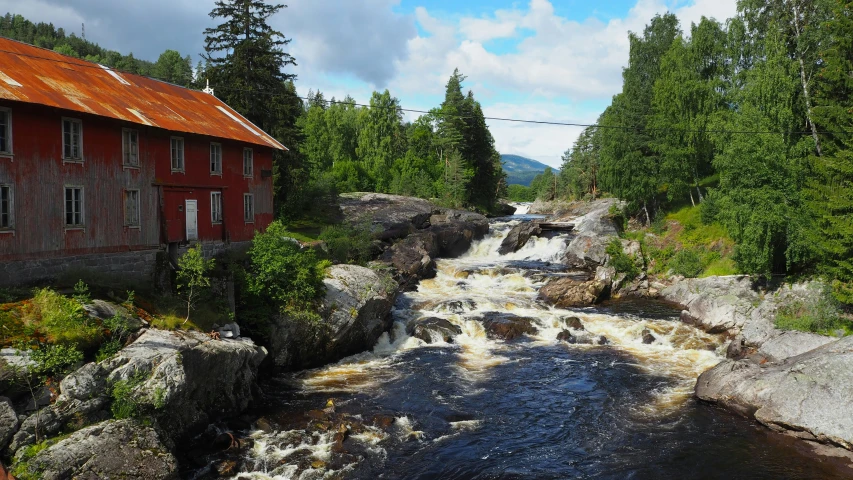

{"left": 216, "top": 217, "right": 737, "bottom": 479}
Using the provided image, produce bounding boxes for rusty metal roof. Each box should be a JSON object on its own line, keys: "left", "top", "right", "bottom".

{"left": 0, "top": 37, "right": 286, "bottom": 151}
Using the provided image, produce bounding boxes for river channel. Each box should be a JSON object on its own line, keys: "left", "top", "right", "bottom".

{"left": 193, "top": 215, "right": 848, "bottom": 479}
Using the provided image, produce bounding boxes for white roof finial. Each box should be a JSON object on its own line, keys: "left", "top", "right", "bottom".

{"left": 203, "top": 79, "right": 215, "bottom": 96}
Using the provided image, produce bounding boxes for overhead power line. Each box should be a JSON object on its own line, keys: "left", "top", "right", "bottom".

{"left": 1, "top": 45, "right": 852, "bottom": 137}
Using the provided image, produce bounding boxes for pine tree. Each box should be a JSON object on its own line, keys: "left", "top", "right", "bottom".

{"left": 808, "top": 0, "right": 853, "bottom": 300}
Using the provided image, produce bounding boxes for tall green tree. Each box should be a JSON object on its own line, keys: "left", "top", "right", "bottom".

{"left": 153, "top": 50, "right": 193, "bottom": 86}
{"left": 808, "top": 0, "right": 853, "bottom": 300}
{"left": 356, "top": 90, "right": 405, "bottom": 192}
{"left": 202, "top": 0, "right": 302, "bottom": 214}
{"left": 649, "top": 18, "right": 728, "bottom": 205}
{"left": 711, "top": 24, "right": 813, "bottom": 275}
{"left": 599, "top": 14, "right": 681, "bottom": 223}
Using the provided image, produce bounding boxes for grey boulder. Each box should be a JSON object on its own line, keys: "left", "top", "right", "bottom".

{"left": 14, "top": 419, "right": 178, "bottom": 480}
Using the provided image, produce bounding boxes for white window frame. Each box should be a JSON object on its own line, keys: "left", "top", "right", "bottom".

{"left": 0, "top": 107, "right": 12, "bottom": 157}
{"left": 64, "top": 185, "right": 85, "bottom": 228}
{"left": 62, "top": 117, "right": 83, "bottom": 162}
{"left": 0, "top": 184, "right": 13, "bottom": 231}
{"left": 211, "top": 191, "right": 222, "bottom": 224}
{"left": 122, "top": 128, "right": 139, "bottom": 168}
{"left": 243, "top": 193, "right": 254, "bottom": 223}
{"left": 124, "top": 189, "right": 141, "bottom": 228}
{"left": 243, "top": 148, "right": 253, "bottom": 177}
{"left": 170, "top": 136, "right": 185, "bottom": 172}
{"left": 210, "top": 142, "right": 222, "bottom": 176}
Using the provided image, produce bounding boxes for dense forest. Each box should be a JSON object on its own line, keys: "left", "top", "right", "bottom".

{"left": 518, "top": 0, "right": 853, "bottom": 299}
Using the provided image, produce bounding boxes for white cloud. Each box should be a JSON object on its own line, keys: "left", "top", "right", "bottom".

{"left": 391, "top": 0, "right": 738, "bottom": 166}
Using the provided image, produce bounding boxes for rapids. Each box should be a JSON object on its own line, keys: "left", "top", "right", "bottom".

{"left": 191, "top": 216, "right": 849, "bottom": 480}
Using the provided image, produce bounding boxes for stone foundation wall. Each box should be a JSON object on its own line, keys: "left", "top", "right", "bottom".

{"left": 0, "top": 249, "right": 160, "bottom": 288}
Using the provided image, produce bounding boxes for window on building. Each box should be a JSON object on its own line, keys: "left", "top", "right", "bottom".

{"left": 171, "top": 137, "right": 184, "bottom": 171}
{"left": 243, "top": 193, "right": 254, "bottom": 222}
{"left": 0, "top": 108, "right": 11, "bottom": 155}
{"left": 243, "top": 148, "right": 253, "bottom": 177}
{"left": 0, "top": 185, "right": 12, "bottom": 229}
{"left": 62, "top": 118, "right": 82, "bottom": 161}
{"left": 65, "top": 186, "right": 84, "bottom": 226}
{"left": 124, "top": 190, "right": 140, "bottom": 227}
{"left": 210, "top": 143, "right": 222, "bottom": 175}
{"left": 211, "top": 191, "right": 222, "bottom": 224}
{"left": 122, "top": 129, "right": 139, "bottom": 166}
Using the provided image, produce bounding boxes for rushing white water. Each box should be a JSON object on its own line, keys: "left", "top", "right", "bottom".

{"left": 235, "top": 219, "right": 726, "bottom": 479}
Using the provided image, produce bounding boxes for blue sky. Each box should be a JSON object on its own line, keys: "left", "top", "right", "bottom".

{"left": 1, "top": 0, "right": 738, "bottom": 167}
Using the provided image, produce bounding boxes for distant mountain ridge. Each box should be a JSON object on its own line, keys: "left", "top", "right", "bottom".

{"left": 501, "top": 154, "right": 555, "bottom": 186}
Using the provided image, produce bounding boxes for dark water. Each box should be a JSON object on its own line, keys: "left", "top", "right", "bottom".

{"left": 187, "top": 219, "right": 852, "bottom": 480}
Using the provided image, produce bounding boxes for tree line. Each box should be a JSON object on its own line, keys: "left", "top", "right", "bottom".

{"left": 0, "top": 13, "right": 196, "bottom": 87}
{"left": 298, "top": 71, "right": 506, "bottom": 211}
{"left": 532, "top": 0, "right": 853, "bottom": 299}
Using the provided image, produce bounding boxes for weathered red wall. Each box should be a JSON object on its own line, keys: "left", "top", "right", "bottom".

{"left": 0, "top": 100, "right": 274, "bottom": 262}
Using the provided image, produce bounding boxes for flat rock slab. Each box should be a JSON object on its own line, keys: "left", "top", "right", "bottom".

{"left": 696, "top": 335, "right": 853, "bottom": 451}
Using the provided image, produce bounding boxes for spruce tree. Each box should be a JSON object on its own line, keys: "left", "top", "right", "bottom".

{"left": 808, "top": 0, "right": 853, "bottom": 300}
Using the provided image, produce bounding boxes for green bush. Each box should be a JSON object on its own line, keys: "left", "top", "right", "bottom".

{"left": 775, "top": 284, "right": 851, "bottom": 336}
{"left": 30, "top": 343, "right": 83, "bottom": 378}
{"left": 318, "top": 222, "right": 376, "bottom": 265}
{"left": 248, "top": 221, "right": 330, "bottom": 313}
{"left": 72, "top": 280, "right": 91, "bottom": 304}
{"left": 668, "top": 249, "right": 704, "bottom": 278}
{"left": 606, "top": 239, "right": 640, "bottom": 280}
{"left": 110, "top": 372, "right": 148, "bottom": 419}
{"left": 29, "top": 288, "right": 100, "bottom": 349}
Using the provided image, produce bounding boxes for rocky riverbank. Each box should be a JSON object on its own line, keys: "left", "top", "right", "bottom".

{"left": 0, "top": 193, "right": 491, "bottom": 477}
{"left": 528, "top": 198, "right": 853, "bottom": 463}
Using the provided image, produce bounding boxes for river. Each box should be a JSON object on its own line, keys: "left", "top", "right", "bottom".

{"left": 190, "top": 215, "right": 848, "bottom": 479}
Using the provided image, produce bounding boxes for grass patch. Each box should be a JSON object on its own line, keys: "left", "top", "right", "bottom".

{"left": 10, "top": 435, "right": 70, "bottom": 480}
{"left": 702, "top": 257, "right": 738, "bottom": 277}
{"left": 774, "top": 284, "right": 852, "bottom": 337}
{"left": 139, "top": 293, "right": 226, "bottom": 332}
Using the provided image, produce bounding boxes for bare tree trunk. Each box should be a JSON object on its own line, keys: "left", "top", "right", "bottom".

{"left": 643, "top": 202, "right": 651, "bottom": 227}
{"left": 689, "top": 189, "right": 696, "bottom": 207}
{"left": 792, "top": 1, "right": 823, "bottom": 157}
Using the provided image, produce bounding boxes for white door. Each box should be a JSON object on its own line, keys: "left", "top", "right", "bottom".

{"left": 185, "top": 200, "right": 198, "bottom": 241}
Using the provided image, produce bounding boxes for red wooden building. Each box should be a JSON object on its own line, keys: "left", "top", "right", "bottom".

{"left": 0, "top": 38, "right": 285, "bottom": 277}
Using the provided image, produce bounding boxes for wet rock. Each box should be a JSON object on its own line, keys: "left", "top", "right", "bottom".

{"left": 372, "top": 415, "right": 396, "bottom": 429}
{"left": 559, "top": 199, "right": 622, "bottom": 269}
{"left": 0, "top": 396, "right": 18, "bottom": 451}
{"left": 14, "top": 419, "right": 178, "bottom": 480}
{"left": 696, "top": 336, "right": 853, "bottom": 451}
{"left": 641, "top": 329, "right": 656, "bottom": 344}
{"left": 379, "top": 231, "right": 438, "bottom": 290}
{"left": 215, "top": 459, "right": 239, "bottom": 477}
{"left": 493, "top": 202, "right": 517, "bottom": 216}
{"left": 726, "top": 335, "right": 745, "bottom": 359}
{"left": 439, "top": 299, "right": 477, "bottom": 314}
{"left": 429, "top": 210, "right": 489, "bottom": 257}
{"left": 556, "top": 330, "right": 574, "bottom": 342}
{"left": 538, "top": 278, "right": 609, "bottom": 308}
{"left": 498, "top": 222, "right": 542, "bottom": 255}
{"left": 478, "top": 313, "right": 538, "bottom": 341}
{"left": 563, "top": 316, "right": 584, "bottom": 330}
{"left": 268, "top": 264, "right": 396, "bottom": 370}
{"left": 408, "top": 317, "right": 463, "bottom": 344}
{"left": 597, "top": 336, "right": 609, "bottom": 345}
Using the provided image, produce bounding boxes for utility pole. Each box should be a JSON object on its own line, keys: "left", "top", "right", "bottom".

{"left": 82, "top": 23, "right": 85, "bottom": 41}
